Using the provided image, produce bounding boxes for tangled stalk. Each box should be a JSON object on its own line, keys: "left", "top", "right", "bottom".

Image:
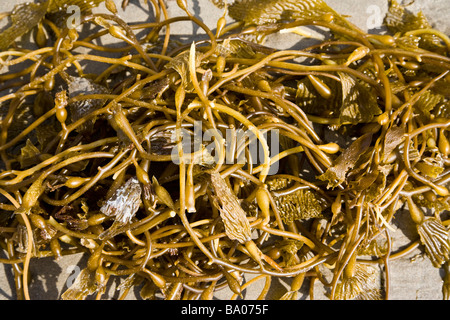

{"left": 0, "top": 0, "right": 449, "bottom": 300}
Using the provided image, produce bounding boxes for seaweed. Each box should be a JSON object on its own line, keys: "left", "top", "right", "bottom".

{"left": 0, "top": 0, "right": 449, "bottom": 301}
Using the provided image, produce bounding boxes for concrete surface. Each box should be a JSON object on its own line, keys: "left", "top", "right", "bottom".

{"left": 0, "top": 0, "right": 449, "bottom": 300}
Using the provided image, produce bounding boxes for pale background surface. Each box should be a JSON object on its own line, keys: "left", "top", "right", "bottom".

{"left": 0, "top": 0, "right": 449, "bottom": 300}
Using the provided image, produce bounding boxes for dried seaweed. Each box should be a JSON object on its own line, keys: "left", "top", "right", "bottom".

{"left": 0, "top": 0, "right": 449, "bottom": 302}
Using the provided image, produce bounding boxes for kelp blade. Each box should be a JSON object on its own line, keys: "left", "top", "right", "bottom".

{"left": 0, "top": 1, "right": 49, "bottom": 51}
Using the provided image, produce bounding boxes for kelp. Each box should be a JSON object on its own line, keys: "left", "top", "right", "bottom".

{"left": 385, "top": 0, "right": 445, "bottom": 52}
{"left": 0, "top": 0, "right": 449, "bottom": 302}
{"left": 0, "top": 0, "right": 104, "bottom": 50}
{"left": 296, "top": 72, "right": 381, "bottom": 126}
{"left": 210, "top": 170, "right": 252, "bottom": 244}
{"left": 0, "top": 1, "right": 49, "bottom": 50}
{"left": 227, "top": 0, "right": 356, "bottom": 43}
{"left": 413, "top": 90, "right": 445, "bottom": 119}
{"left": 333, "top": 263, "right": 382, "bottom": 300}
{"left": 318, "top": 133, "right": 373, "bottom": 189}
{"left": 47, "top": 0, "right": 105, "bottom": 12}
{"left": 385, "top": 0, "right": 432, "bottom": 33}
{"left": 266, "top": 177, "right": 324, "bottom": 222}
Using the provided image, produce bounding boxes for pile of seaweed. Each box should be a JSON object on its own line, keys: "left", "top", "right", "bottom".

{"left": 0, "top": 0, "right": 449, "bottom": 300}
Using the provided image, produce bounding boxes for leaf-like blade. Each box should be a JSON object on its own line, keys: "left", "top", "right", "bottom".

{"left": 296, "top": 75, "right": 341, "bottom": 117}
{"left": 414, "top": 193, "right": 450, "bottom": 215}
{"left": 164, "top": 50, "right": 201, "bottom": 92}
{"left": 47, "top": 0, "right": 105, "bottom": 13}
{"left": 267, "top": 177, "right": 323, "bottom": 223}
{"left": 0, "top": 0, "right": 49, "bottom": 50}
{"left": 383, "top": 125, "right": 405, "bottom": 161}
{"left": 384, "top": 0, "right": 444, "bottom": 52}
{"left": 276, "top": 239, "right": 303, "bottom": 266}
{"left": 210, "top": 171, "right": 252, "bottom": 244}
{"left": 384, "top": 0, "right": 431, "bottom": 33}
{"left": 338, "top": 72, "right": 382, "bottom": 125}
{"left": 415, "top": 156, "right": 445, "bottom": 179}
{"left": 413, "top": 90, "right": 445, "bottom": 119}
{"left": 217, "top": 38, "right": 275, "bottom": 59}
{"left": 61, "top": 268, "right": 97, "bottom": 300}
{"left": 296, "top": 72, "right": 381, "bottom": 126}
{"left": 334, "top": 264, "right": 382, "bottom": 300}
{"left": 18, "top": 139, "right": 41, "bottom": 169}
